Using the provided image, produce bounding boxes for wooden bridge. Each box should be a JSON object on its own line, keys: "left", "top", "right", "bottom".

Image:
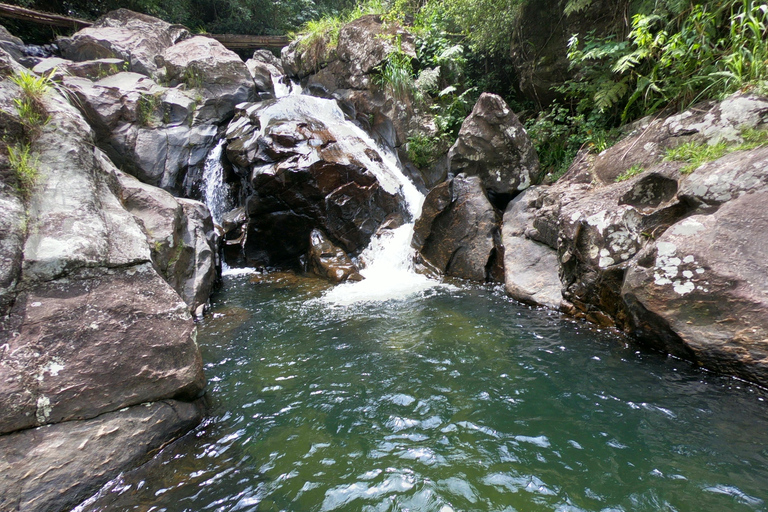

{"left": 0, "top": 2, "right": 290, "bottom": 50}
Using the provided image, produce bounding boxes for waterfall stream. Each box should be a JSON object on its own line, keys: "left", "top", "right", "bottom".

{"left": 204, "top": 83, "right": 442, "bottom": 301}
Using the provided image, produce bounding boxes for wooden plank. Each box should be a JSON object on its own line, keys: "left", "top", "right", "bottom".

{"left": 0, "top": 2, "right": 290, "bottom": 50}
{"left": 0, "top": 2, "right": 91, "bottom": 29}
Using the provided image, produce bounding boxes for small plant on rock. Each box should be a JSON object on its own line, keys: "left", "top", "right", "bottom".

{"left": 10, "top": 69, "right": 53, "bottom": 138}
{"left": 615, "top": 164, "right": 645, "bottom": 182}
{"left": 7, "top": 143, "right": 39, "bottom": 199}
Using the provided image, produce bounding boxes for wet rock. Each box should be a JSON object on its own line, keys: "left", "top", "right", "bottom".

{"left": 159, "top": 36, "right": 255, "bottom": 122}
{"left": 0, "top": 399, "right": 204, "bottom": 512}
{"left": 33, "top": 56, "right": 126, "bottom": 80}
{"left": 449, "top": 93, "right": 540, "bottom": 206}
{"left": 623, "top": 191, "right": 768, "bottom": 383}
{"left": 308, "top": 228, "right": 363, "bottom": 282}
{"left": 225, "top": 98, "right": 405, "bottom": 268}
{"left": 246, "top": 49, "right": 284, "bottom": 99}
{"left": 57, "top": 9, "right": 189, "bottom": 78}
{"left": 412, "top": 174, "right": 500, "bottom": 281}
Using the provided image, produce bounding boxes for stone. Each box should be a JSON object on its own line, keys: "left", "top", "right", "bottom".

{"left": 246, "top": 49, "right": 284, "bottom": 98}
{"left": 0, "top": 24, "right": 25, "bottom": 61}
{"left": 590, "top": 93, "right": 768, "bottom": 184}
{"left": 57, "top": 9, "right": 189, "bottom": 78}
{"left": 0, "top": 399, "right": 203, "bottom": 512}
{"left": 113, "top": 170, "right": 218, "bottom": 312}
{"left": 502, "top": 188, "right": 566, "bottom": 310}
{"left": 0, "top": 263, "right": 204, "bottom": 434}
{"left": 158, "top": 36, "right": 255, "bottom": 122}
{"left": 623, "top": 191, "right": 768, "bottom": 384}
{"left": 412, "top": 175, "right": 500, "bottom": 281}
{"left": 225, "top": 97, "right": 405, "bottom": 268}
{"left": 33, "top": 57, "right": 125, "bottom": 80}
{"left": 449, "top": 93, "right": 540, "bottom": 206}
{"left": 308, "top": 228, "right": 363, "bottom": 282}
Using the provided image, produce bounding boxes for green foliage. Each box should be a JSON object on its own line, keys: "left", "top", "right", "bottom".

{"left": 7, "top": 143, "right": 38, "bottom": 199}
{"left": 10, "top": 69, "right": 53, "bottom": 139}
{"left": 525, "top": 104, "right": 619, "bottom": 181}
{"left": 137, "top": 93, "right": 162, "bottom": 126}
{"left": 440, "top": 0, "right": 524, "bottom": 55}
{"left": 406, "top": 132, "right": 450, "bottom": 168}
{"left": 375, "top": 47, "right": 417, "bottom": 101}
{"left": 615, "top": 164, "right": 645, "bottom": 182}
{"left": 664, "top": 128, "right": 768, "bottom": 174}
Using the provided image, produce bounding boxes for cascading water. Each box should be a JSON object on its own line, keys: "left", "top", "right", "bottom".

{"left": 200, "top": 139, "right": 231, "bottom": 227}
{"left": 250, "top": 94, "right": 440, "bottom": 304}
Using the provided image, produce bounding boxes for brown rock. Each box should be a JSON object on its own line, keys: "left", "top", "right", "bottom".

{"left": 308, "top": 229, "right": 363, "bottom": 282}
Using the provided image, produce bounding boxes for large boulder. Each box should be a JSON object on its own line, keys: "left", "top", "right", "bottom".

{"left": 57, "top": 9, "right": 189, "bottom": 78}
{"left": 225, "top": 96, "right": 406, "bottom": 268}
{"left": 449, "top": 93, "right": 541, "bottom": 207}
{"left": 114, "top": 169, "right": 218, "bottom": 313}
{"left": 623, "top": 191, "right": 768, "bottom": 382}
{"left": 246, "top": 49, "right": 284, "bottom": 99}
{"left": 412, "top": 174, "right": 500, "bottom": 281}
{"left": 0, "top": 53, "right": 208, "bottom": 508}
{"left": 63, "top": 72, "right": 219, "bottom": 192}
{"left": 0, "top": 399, "right": 203, "bottom": 512}
{"left": 502, "top": 187, "right": 567, "bottom": 310}
{"left": 158, "top": 36, "right": 255, "bottom": 122}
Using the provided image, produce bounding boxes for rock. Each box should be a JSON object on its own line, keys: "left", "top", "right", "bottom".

{"left": 33, "top": 57, "right": 126, "bottom": 80}
{"left": 623, "top": 191, "right": 768, "bottom": 383}
{"left": 502, "top": 188, "right": 566, "bottom": 310}
{"left": 225, "top": 97, "right": 405, "bottom": 268}
{"left": 448, "top": 93, "right": 540, "bottom": 207}
{"left": 308, "top": 228, "right": 363, "bottom": 282}
{"left": 0, "top": 24, "right": 25, "bottom": 61}
{"left": 113, "top": 169, "right": 218, "bottom": 312}
{"left": 158, "top": 36, "right": 255, "bottom": 122}
{"left": 590, "top": 93, "right": 768, "bottom": 184}
{"left": 0, "top": 399, "right": 203, "bottom": 512}
{"left": 0, "top": 263, "right": 204, "bottom": 434}
{"left": 412, "top": 174, "right": 500, "bottom": 281}
{"left": 246, "top": 49, "right": 284, "bottom": 99}
{"left": 57, "top": 9, "right": 189, "bottom": 78}
{"left": 63, "top": 72, "right": 219, "bottom": 192}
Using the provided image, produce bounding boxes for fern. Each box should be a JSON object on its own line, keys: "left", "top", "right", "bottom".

{"left": 594, "top": 79, "right": 629, "bottom": 112}
{"left": 565, "top": 0, "right": 593, "bottom": 16}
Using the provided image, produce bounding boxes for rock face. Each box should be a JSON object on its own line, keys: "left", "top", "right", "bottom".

{"left": 449, "top": 93, "right": 540, "bottom": 206}
{"left": 308, "top": 228, "right": 363, "bottom": 282}
{"left": 246, "top": 49, "right": 284, "bottom": 99}
{"left": 158, "top": 36, "right": 255, "bottom": 121}
{"left": 412, "top": 174, "right": 500, "bottom": 281}
{"left": 282, "top": 14, "right": 431, "bottom": 152}
{"left": 57, "top": 9, "right": 190, "bottom": 78}
{"left": 225, "top": 97, "right": 405, "bottom": 268}
{"left": 0, "top": 399, "right": 204, "bottom": 512}
{"left": 499, "top": 92, "right": 768, "bottom": 385}
{"left": 0, "top": 40, "right": 210, "bottom": 510}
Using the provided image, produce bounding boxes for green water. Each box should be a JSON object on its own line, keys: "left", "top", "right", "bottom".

{"left": 82, "top": 274, "right": 768, "bottom": 511}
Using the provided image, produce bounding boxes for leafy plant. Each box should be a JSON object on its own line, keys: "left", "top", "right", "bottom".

{"left": 10, "top": 69, "right": 53, "bottom": 138}
{"left": 615, "top": 164, "right": 645, "bottom": 182}
{"left": 137, "top": 93, "right": 162, "bottom": 126}
{"left": 7, "top": 143, "right": 38, "bottom": 199}
{"left": 375, "top": 37, "right": 417, "bottom": 101}
{"left": 664, "top": 127, "right": 768, "bottom": 173}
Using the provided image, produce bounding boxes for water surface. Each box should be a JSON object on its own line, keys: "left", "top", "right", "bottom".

{"left": 81, "top": 273, "right": 768, "bottom": 511}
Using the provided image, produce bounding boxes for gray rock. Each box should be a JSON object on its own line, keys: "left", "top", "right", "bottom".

{"left": 590, "top": 93, "right": 768, "bottom": 184}
{"left": 245, "top": 49, "right": 284, "bottom": 98}
{"left": 0, "top": 263, "right": 204, "bottom": 434}
{"left": 57, "top": 9, "right": 189, "bottom": 78}
{"left": 308, "top": 228, "right": 363, "bottom": 282}
{"left": 623, "top": 191, "right": 768, "bottom": 383}
{"left": 449, "top": 93, "right": 540, "bottom": 202}
{"left": 0, "top": 24, "right": 25, "bottom": 61}
{"left": 159, "top": 36, "right": 255, "bottom": 122}
{"left": 412, "top": 175, "right": 500, "bottom": 281}
{"left": 502, "top": 188, "right": 566, "bottom": 310}
{"left": 0, "top": 399, "right": 203, "bottom": 512}
{"left": 33, "top": 57, "right": 125, "bottom": 80}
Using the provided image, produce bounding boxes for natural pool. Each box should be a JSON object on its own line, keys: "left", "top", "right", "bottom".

{"left": 81, "top": 273, "right": 768, "bottom": 511}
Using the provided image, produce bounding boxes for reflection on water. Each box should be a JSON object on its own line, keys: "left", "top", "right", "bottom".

{"left": 79, "top": 274, "right": 768, "bottom": 512}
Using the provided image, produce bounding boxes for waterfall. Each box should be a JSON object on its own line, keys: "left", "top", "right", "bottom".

{"left": 200, "top": 140, "right": 231, "bottom": 227}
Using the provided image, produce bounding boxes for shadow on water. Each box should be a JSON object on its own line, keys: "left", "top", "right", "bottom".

{"left": 78, "top": 274, "right": 768, "bottom": 512}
